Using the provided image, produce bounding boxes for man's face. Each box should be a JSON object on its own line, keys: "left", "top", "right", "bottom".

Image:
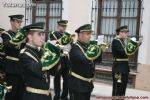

{"left": 58, "top": 25, "right": 67, "bottom": 33}
{"left": 10, "top": 20, "right": 23, "bottom": 30}
{"left": 79, "top": 31, "right": 92, "bottom": 43}
{"left": 119, "top": 31, "right": 128, "bottom": 39}
{"left": 28, "top": 31, "right": 45, "bottom": 47}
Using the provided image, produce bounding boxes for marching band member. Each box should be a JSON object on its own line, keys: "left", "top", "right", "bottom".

{"left": 1, "top": 15, "right": 24, "bottom": 100}
{"left": 68, "top": 24, "right": 105, "bottom": 100}
{"left": 49, "top": 20, "right": 70, "bottom": 100}
{"left": 0, "top": 28, "right": 5, "bottom": 73}
{"left": 111, "top": 25, "right": 142, "bottom": 97}
{"left": 19, "top": 22, "right": 61, "bottom": 100}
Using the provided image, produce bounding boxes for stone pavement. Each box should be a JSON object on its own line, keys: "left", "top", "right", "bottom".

{"left": 50, "top": 78, "right": 150, "bottom": 100}
{"left": 91, "top": 82, "right": 150, "bottom": 100}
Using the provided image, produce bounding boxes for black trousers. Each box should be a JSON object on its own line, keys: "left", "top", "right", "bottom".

{"left": 53, "top": 57, "right": 69, "bottom": 100}
{"left": 69, "top": 91, "right": 91, "bottom": 100}
{"left": 0, "top": 58, "right": 4, "bottom": 72}
{"left": 5, "top": 73, "right": 25, "bottom": 100}
{"left": 23, "top": 91, "right": 52, "bottom": 100}
{"left": 112, "top": 73, "right": 129, "bottom": 96}
{"left": 0, "top": 58, "right": 2, "bottom": 71}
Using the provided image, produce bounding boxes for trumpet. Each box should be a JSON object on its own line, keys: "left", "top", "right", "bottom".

{"left": 124, "top": 37, "right": 143, "bottom": 56}
{"left": 126, "top": 36, "right": 143, "bottom": 46}
{"left": 48, "top": 31, "right": 78, "bottom": 57}
{"left": 70, "top": 33, "right": 78, "bottom": 43}
{"left": 51, "top": 32, "right": 78, "bottom": 49}
{"left": 0, "top": 82, "right": 12, "bottom": 100}
{"left": 0, "top": 74, "right": 12, "bottom": 93}
{"left": 115, "top": 73, "right": 122, "bottom": 83}
{"left": 98, "top": 42, "right": 110, "bottom": 52}
{"left": 3, "top": 82, "right": 12, "bottom": 93}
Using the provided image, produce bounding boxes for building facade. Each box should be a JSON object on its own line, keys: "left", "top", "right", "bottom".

{"left": 0, "top": 0, "right": 150, "bottom": 91}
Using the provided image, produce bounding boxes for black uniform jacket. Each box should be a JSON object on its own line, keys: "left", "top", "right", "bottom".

{"left": 68, "top": 41, "right": 95, "bottom": 93}
{"left": 111, "top": 38, "right": 129, "bottom": 74}
{"left": 1, "top": 30, "right": 24, "bottom": 74}
{"left": 0, "top": 35, "right": 5, "bottom": 72}
{"left": 50, "top": 31, "right": 63, "bottom": 41}
{"left": 19, "top": 44, "right": 49, "bottom": 90}
{"left": 49, "top": 31, "right": 68, "bottom": 70}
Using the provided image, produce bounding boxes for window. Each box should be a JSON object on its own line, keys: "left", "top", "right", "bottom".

{"left": 91, "top": 0, "right": 143, "bottom": 70}
{"left": 25, "top": 0, "right": 63, "bottom": 40}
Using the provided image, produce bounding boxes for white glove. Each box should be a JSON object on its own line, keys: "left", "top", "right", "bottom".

{"left": 138, "top": 37, "right": 143, "bottom": 46}
{"left": 0, "top": 37, "right": 3, "bottom": 43}
{"left": 131, "top": 37, "right": 136, "bottom": 42}
{"left": 47, "top": 40, "right": 57, "bottom": 46}
{"left": 62, "top": 44, "right": 71, "bottom": 56}
{"left": 130, "top": 37, "right": 143, "bottom": 46}
{"left": 63, "top": 44, "right": 71, "bottom": 52}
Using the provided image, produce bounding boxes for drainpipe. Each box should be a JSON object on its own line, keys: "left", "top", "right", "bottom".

{"left": 25, "top": 0, "right": 27, "bottom": 26}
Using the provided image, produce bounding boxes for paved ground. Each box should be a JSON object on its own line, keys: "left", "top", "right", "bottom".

{"left": 91, "top": 82, "right": 150, "bottom": 100}
{"left": 50, "top": 78, "right": 150, "bottom": 100}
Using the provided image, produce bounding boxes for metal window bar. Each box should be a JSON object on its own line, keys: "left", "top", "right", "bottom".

{"left": 25, "top": 0, "right": 33, "bottom": 25}
{"left": 91, "top": 0, "right": 143, "bottom": 70}
{"left": 25, "top": 0, "right": 63, "bottom": 40}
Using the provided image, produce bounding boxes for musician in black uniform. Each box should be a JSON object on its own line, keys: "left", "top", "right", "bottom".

{"left": 111, "top": 26, "right": 141, "bottom": 97}
{"left": 50, "top": 20, "right": 69, "bottom": 100}
{"left": 1, "top": 15, "right": 24, "bottom": 100}
{"left": 0, "top": 28, "right": 5, "bottom": 73}
{"left": 19, "top": 22, "right": 52, "bottom": 100}
{"left": 68, "top": 24, "right": 99, "bottom": 100}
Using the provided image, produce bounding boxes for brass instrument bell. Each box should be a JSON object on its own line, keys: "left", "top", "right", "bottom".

{"left": 115, "top": 73, "right": 122, "bottom": 83}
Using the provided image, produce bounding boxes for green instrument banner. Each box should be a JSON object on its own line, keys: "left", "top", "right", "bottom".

{"left": 41, "top": 42, "right": 61, "bottom": 71}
